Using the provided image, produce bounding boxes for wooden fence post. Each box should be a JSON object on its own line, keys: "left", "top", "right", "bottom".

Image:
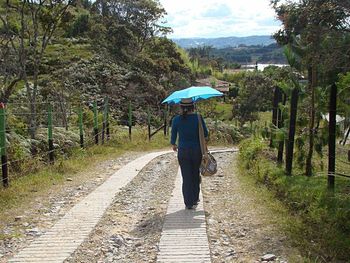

{"left": 328, "top": 83, "right": 337, "bottom": 190}
{"left": 93, "top": 100, "right": 98, "bottom": 145}
{"left": 48, "top": 103, "right": 54, "bottom": 164}
{"left": 0, "top": 103, "right": 8, "bottom": 187}
{"left": 79, "top": 106, "right": 84, "bottom": 148}
{"left": 285, "top": 88, "right": 299, "bottom": 175}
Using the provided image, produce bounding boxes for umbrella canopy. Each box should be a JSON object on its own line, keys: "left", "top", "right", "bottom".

{"left": 162, "top": 86, "right": 223, "bottom": 104}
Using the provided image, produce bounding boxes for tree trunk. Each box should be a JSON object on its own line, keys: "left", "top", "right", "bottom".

{"left": 306, "top": 66, "right": 316, "bottom": 176}
{"left": 0, "top": 79, "right": 21, "bottom": 103}
{"left": 285, "top": 88, "right": 299, "bottom": 175}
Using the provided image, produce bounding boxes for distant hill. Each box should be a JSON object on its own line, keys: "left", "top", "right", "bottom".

{"left": 172, "top": 35, "right": 275, "bottom": 49}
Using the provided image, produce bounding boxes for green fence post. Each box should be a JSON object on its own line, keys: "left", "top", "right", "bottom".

{"left": 48, "top": 103, "right": 54, "bottom": 164}
{"left": 93, "top": 100, "right": 98, "bottom": 145}
{"left": 0, "top": 103, "right": 8, "bottom": 187}
{"left": 147, "top": 106, "right": 151, "bottom": 141}
{"left": 106, "top": 98, "right": 110, "bottom": 141}
{"left": 163, "top": 107, "right": 167, "bottom": 136}
{"left": 102, "top": 98, "right": 107, "bottom": 144}
{"left": 79, "top": 106, "right": 84, "bottom": 148}
{"left": 128, "top": 101, "right": 132, "bottom": 141}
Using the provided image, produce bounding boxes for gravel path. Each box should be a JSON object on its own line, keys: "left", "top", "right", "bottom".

{"left": 202, "top": 152, "right": 302, "bottom": 263}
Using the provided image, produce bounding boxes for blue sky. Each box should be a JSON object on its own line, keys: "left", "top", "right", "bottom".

{"left": 158, "top": 0, "right": 282, "bottom": 38}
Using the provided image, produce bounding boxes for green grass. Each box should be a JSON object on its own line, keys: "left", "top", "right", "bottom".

{"left": 238, "top": 138, "right": 350, "bottom": 262}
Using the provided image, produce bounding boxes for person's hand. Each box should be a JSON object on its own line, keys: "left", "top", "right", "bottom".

{"left": 172, "top": 144, "right": 178, "bottom": 152}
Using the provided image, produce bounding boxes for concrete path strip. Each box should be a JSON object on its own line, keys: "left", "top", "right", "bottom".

{"left": 8, "top": 150, "right": 171, "bottom": 263}
{"left": 157, "top": 148, "right": 237, "bottom": 263}
{"left": 157, "top": 167, "right": 211, "bottom": 263}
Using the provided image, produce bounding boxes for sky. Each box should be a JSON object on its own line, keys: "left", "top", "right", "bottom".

{"left": 158, "top": 0, "right": 282, "bottom": 39}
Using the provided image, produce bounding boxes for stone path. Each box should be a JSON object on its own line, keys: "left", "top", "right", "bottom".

{"left": 8, "top": 151, "right": 170, "bottom": 263}
{"left": 157, "top": 168, "right": 211, "bottom": 263}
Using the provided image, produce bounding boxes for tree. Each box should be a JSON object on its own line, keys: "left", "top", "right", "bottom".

{"left": 232, "top": 72, "right": 274, "bottom": 125}
{"left": 272, "top": 0, "right": 350, "bottom": 176}
{"left": 1, "top": 0, "right": 73, "bottom": 138}
{"left": 92, "top": 0, "right": 171, "bottom": 53}
{"left": 0, "top": 3, "right": 22, "bottom": 103}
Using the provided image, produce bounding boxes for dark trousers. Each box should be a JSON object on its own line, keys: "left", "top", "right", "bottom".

{"left": 178, "top": 148, "right": 202, "bottom": 207}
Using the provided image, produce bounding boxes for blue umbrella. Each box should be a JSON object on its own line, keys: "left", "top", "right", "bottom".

{"left": 162, "top": 86, "right": 223, "bottom": 104}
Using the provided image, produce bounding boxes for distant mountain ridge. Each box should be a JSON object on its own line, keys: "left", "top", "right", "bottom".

{"left": 172, "top": 35, "right": 275, "bottom": 49}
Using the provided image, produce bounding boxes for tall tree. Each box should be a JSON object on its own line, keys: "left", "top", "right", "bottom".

{"left": 0, "top": 3, "right": 22, "bottom": 103}
{"left": 272, "top": 0, "right": 350, "bottom": 176}
{"left": 1, "top": 0, "right": 73, "bottom": 138}
{"left": 92, "top": 0, "right": 171, "bottom": 54}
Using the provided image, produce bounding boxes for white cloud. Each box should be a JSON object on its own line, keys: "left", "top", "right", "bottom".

{"left": 159, "top": 0, "right": 281, "bottom": 38}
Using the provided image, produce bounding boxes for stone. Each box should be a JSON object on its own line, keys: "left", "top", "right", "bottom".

{"left": 26, "top": 228, "right": 41, "bottom": 236}
{"left": 261, "top": 254, "right": 276, "bottom": 261}
{"left": 66, "top": 178, "right": 73, "bottom": 181}
{"left": 110, "top": 235, "right": 125, "bottom": 247}
{"left": 15, "top": 216, "right": 23, "bottom": 221}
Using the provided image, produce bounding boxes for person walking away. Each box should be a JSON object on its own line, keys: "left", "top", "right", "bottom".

{"left": 170, "top": 98, "right": 209, "bottom": 209}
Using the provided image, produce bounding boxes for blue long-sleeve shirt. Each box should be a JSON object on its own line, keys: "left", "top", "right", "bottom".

{"left": 171, "top": 114, "right": 208, "bottom": 149}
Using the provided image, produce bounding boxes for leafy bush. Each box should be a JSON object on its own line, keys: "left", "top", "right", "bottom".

{"left": 206, "top": 118, "right": 244, "bottom": 144}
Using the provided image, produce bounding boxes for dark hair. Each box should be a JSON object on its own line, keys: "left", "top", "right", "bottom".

{"left": 181, "top": 105, "right": 194, "bottom": 118}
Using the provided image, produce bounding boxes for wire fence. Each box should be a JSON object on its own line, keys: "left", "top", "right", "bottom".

{"left": 0, "top": 99, "right": 169, "bottom": 188}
